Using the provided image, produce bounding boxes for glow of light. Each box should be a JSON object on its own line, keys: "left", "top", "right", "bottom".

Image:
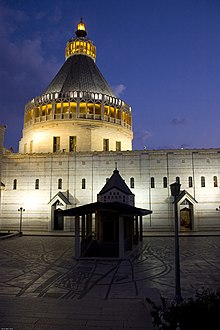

{"left": 78, "top": 22, "right": 86, "bottom": 31}
{"left": 33, "top": 131, "right": 45, "bottom": 143}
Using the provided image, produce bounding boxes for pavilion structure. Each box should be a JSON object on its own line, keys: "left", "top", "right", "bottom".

{"left": 60, "top": 168, "right": 152, "bottom": 259}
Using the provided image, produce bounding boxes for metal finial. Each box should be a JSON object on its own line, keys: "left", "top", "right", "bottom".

{"left": 115, "top": 162, "right": 117, "bottom": 170}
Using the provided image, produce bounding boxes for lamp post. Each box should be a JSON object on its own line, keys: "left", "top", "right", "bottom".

{"left": 170, "top": 182, "right": 183, "bottom": 303}
{"left": 18, "top": 207, "right": 25, "bottom": 235}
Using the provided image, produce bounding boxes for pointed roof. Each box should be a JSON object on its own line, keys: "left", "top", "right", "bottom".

{"left": 43, "top": 55, "right": 116, "bottom": 97}
{"left": 176, "top": 190, "right": 198, "bottom": 204}
{"left": 98, "top": 169, "right": 134, "bottom": 196}
{"left": 48, "top": 192, "right": 71, "bottom": 205}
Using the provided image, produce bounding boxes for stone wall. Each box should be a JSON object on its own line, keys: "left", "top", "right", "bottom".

{"left": 0, "top": 148, "right": 220, "bottom": 232}
{"left": 19, "top": 120, "right": 133, "bottom": 153}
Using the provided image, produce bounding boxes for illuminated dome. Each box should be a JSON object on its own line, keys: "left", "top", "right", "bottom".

{"left": 19, "top": 19, "right": 133, "bottom": 154}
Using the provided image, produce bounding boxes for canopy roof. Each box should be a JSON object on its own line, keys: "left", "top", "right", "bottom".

{"left": 59, "top": 201, "right": 152, "bottom": 217}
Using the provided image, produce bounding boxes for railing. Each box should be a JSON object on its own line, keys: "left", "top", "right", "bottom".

{"left": 24, "top": 113, "right": 132, "bottom": 130}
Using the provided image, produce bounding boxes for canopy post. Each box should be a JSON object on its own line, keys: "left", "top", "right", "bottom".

{"left": 75, "top": 216, "right": 80, "bottom": 259}
{"left": 119, "top": 216, "right": 124, "bottom": 259}
{"left": 140, "top": 216, "right": 143, "bottom": 241}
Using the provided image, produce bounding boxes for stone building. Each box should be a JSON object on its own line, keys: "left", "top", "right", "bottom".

{"left": 0, "top": 20, "right": 219, "bottom": 233}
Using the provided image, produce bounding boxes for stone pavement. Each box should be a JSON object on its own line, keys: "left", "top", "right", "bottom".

{"left": 0, "top": 234, "right": 220, "bottom": 329}
{"left": 1, "top": 296, "right": 152, "bottom": 330}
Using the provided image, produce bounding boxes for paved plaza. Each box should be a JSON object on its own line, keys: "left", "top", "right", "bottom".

{"left": 0, "top": 234, "right": 220, "bottom": 329}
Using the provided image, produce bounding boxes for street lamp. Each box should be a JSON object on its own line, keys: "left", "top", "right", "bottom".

{"left": 18, "top": 207, "right": 25, "bottom": 235}
{"left": 170, "top": 182, "right": 183, "bottom": 303}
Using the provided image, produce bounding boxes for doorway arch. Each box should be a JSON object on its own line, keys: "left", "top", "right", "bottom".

{"left": 54, "top": 207, "right": 64, "bottom": 230}
{"left": 48, "top": 192, "right": 71, "bottom": 231}
{"left": 180, "top": 207, "right": 192, "bottom": 230}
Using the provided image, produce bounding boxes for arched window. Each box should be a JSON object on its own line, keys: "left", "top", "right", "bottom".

{"left": 176, "top": 176, "right": 180, "bottom": 184}
{"left": 201, "top": 176, "right": 205, "bottom": 187}
{"left": 35, "top": 179, "right": 39, "bottom": 189}
{"left": 58, "top": 178, "right": 62, "bottom": 189}
{"left": 151, "top": 177, "right": 155, "bottom": 188}
{"left": 130, "top": 177, "right": 134, "bottom": 188}
{"left": 163, "top": 177, "right": 167, "bottom": 188}
{"left": 188, "top": 176, "right": 193, "bottom": 188}
{"left": 82, "top": 178, "right": 86, "bottom": 189}
{"left": 13, "top": 179, "right": 17, "bottom": 190}
{"left": 213, "top": 176, "right": 218, "bottom": 187}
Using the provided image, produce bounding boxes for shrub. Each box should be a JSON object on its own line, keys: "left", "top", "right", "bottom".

{"left": 146, "top": 288, "right": 220, "bottom": 329}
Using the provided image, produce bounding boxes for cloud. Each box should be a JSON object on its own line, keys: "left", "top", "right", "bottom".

{"left": 170, "top": 117, "right": 187, "bottom": 126}
{"left": 0, "top": 34, "right": 61, "bottom": 151}
{"left": 34, "top": 5, "right": 63, "bottom": 23}
{"left": 111, "top": 84, "right": 126, "bottom": 97}
{"left": 135, "top": 130, "right": 152, "bottom": 142}
{"left": 0, "top": 35, "right": 61, "bottom": 106}
{"left": 0, "top": 5, "right": 30, "bottom": 37}
{"left": 155, "top": 142, "right": 191, "bottom": 150}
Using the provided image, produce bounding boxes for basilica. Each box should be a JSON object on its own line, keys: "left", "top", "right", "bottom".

{"left": 0, "top": 20, "right": 219, "bottom": 233}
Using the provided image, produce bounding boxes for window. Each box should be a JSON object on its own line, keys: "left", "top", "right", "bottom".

{"left": 24, "top": 143, "right": 27, "bottom": 154}
{"left": 130, "top": 177, "right": 134, "bottom": 188}
{"left": 188, "top": 176, "right": 193, "bottom": 188}
{"left": 13, "top": 179, "right": 17, "bottom": 190}
{"left": 151, "top": 177, "right": 155, "bottom": 188}
{"left": 82, "top": 178, "right": 86, "bottom": 189}
{"left": 58, "top": 178, "right": 62, "bottom": 189}
{"left": 163, "top": 177, "right": 167, "bottom": 188}
{"left": 69, "top": 136, "right": 77, "bottom": 152}
{"left": 53, "top": 136, "right": 60, "bottom": 152}
{"left": 176, "top": 177, "right": 180, "bottom": 184}
{"left": 35, "top": 179, "right": 39, "bottom": 190}
{"left": 213, "top": 176, "right": 218, "bottom": 187}
{"left": 201, "top": 176, "right": 205, "bottom": 187}
{"left": 116, "top": 141, "right": 121, "bottom": 151}
{"left": 103, "top": 138, "right": 109, "bottom": 151}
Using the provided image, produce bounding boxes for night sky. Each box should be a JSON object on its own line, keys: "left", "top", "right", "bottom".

{"left": 0, "top": 0, "right": 219, "bottom": 151}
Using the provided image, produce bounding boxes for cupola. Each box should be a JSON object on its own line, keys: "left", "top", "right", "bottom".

{"left": 65, "top": 18, "right": 96, "bottom": 61}
{"left": 19, "top": 20, "right": 133, "bottom": 154}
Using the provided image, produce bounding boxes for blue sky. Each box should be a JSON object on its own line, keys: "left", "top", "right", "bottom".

{"left": 0, "top": 0, "right": 219, "bottom": 151}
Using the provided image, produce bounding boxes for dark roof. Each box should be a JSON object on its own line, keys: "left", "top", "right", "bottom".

{"left": 176, "top": 190, "right": 198, "bottom": 204}
{"left": 43, "top": 55, "right": 116, "bottom": 97}
{"left": 98, "top": 169, "right": 133, "bottom": 196}
{"left": 48, "top": 192, "right": 71, "bottom": 205}
{"left": 59, "top": 201, "right": 152, "bottom": 217}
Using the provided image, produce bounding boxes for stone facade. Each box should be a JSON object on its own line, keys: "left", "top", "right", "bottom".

{"left": 0, "top": 148, "right": 219, "bottom": 232}
{"left": 19, "top": 120, "right": 132, "bottom": 154}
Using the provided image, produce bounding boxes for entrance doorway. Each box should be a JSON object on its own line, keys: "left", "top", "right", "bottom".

{"left": 180, "top": 207, "right": 192, "bottom": 230}
{"left": 54, "top": 208, "right": 64, "bottom": 230}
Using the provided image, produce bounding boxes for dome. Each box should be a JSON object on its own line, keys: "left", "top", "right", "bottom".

{"left": 43, "top": 55, "right": 116, "bottom": 97}
{"left": 19, "top": 19, "right": 133, "bottom": 154}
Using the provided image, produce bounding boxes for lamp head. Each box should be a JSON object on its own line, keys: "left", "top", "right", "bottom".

{"left": 170, "top": 182, "right": 181, "bottom": 197}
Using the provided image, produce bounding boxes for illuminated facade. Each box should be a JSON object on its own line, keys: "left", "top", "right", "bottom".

{"left": 0, "top": 20, "right": 219, "bottom": 233}
{"left": 19, "top": 20, "right": 132, "bottom": 154}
